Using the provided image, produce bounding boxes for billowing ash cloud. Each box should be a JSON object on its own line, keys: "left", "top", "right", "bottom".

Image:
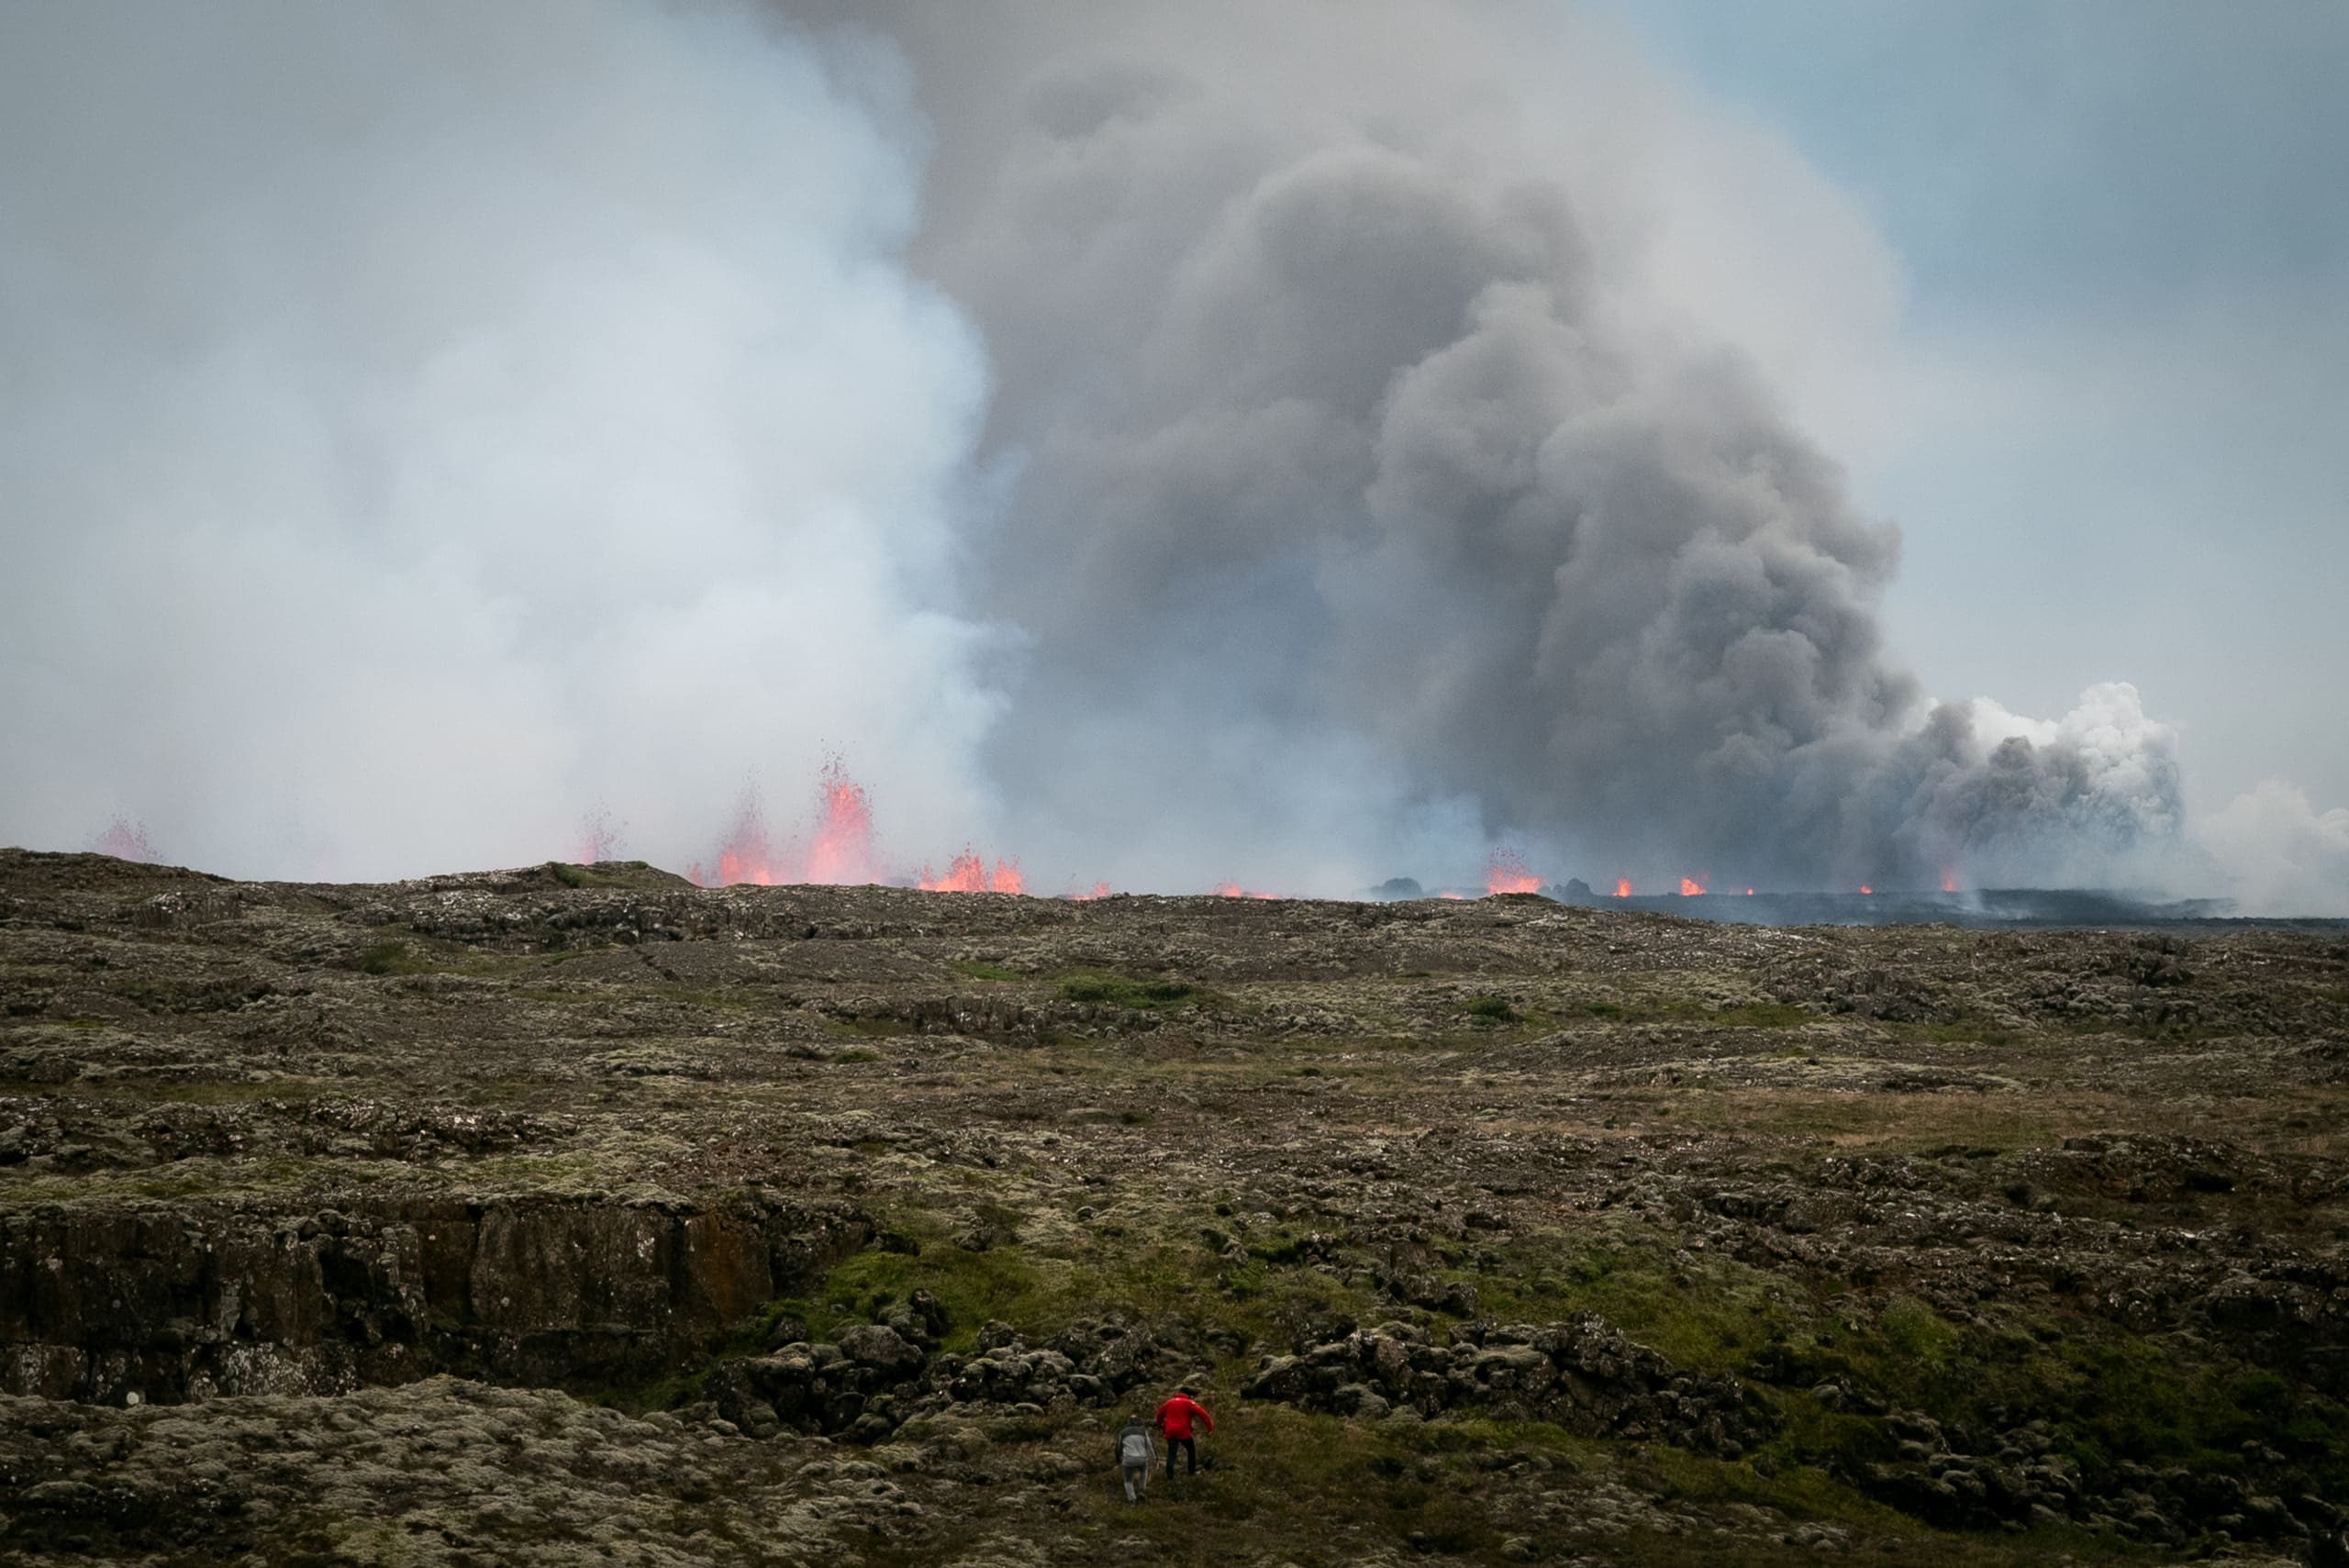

{"left": 847, "top": 0, "right": 2188, "bottom": 892}
{"left": 0, "top": 0, "right": 1001, "bottom": 880}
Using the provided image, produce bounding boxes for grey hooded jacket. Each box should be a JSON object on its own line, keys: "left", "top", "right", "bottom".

{"left": 1116, "top": 1420, "right": 1158, "bottom": 1469}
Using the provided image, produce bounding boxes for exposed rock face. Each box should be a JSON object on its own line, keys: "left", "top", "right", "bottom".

{"left": 0, "top": 1195, "right": 870, "bottom": 1403}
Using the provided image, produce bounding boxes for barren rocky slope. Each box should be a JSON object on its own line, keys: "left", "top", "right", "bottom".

{"left": 1, "top": 848, "right": 2343, "bottom": 1566}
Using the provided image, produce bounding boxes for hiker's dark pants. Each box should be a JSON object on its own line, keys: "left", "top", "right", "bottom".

{"left": 1165, "top": 1435, "right": 1197, "bottom": 1478}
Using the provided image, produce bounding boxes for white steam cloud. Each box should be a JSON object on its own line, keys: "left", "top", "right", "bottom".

{"left": 2198, "top": 783, "right": 2349, "bottom": 917}
{"left": 0, "top": 0, "right": 1001, "bottom": 880}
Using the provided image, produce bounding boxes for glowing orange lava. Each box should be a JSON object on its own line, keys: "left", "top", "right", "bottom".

{"left": 1214, "top": 881, "right": 1279, "bottom": 900}
{"left": 1860, "top": 885, "right": 1874, "bottom": 895}
{"left": 1068, "top": 881, "right": 1114, "bottom": 901}
{"left": 1613, "top": 878, "right": 1632, "bottom": 898}
{"left": 687, "top": 792, "right": 776, "bottom": 887}
{"left": 920, "top": 850, "right": 985, "bottom": 892}
{"left": 1438, "top": 891, "right": 1464, "bottom": 900}
{"left": 1678, "top": 876, "right": 1706, "bottom": 896}
{"left": 1486, "top": 848, "right": 1542, "bottom": 895}
{"left": 918, "top": 848, "right": 1023, "bottom": 894}
{"left": 686, "top": 761, "right": 1027, "bottom": 891}
{"left": 1745, "top": 887, "right": 1754, "bottom": 896}
{"left": 1941, "top": 869, "right": 1960, "bottom": 894}
{"left": 804, "top": 759, "right": 879, "bottom": 884}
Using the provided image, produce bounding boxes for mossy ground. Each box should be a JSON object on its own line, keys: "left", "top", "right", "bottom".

{"left": 0, "top": 852, "right": 2342, "bottom": 1563}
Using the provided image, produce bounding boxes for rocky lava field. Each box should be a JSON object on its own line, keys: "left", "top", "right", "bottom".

{"left": 1, "top": 848, "right": 2344, "bottom": 1566}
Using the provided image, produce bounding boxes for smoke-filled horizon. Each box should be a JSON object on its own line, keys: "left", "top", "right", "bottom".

{"left": 2, "top": 1, "right": 2344, "bottom": 911}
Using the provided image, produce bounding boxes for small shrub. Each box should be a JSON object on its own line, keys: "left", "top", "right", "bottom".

{"left": 1463, "top": 995, "right": 1518, "bottom": 1023}
{"left": 953, "top": 960, "right": 1021, "bottom": 982}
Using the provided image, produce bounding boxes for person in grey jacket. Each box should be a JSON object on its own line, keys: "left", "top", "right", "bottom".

{"left": 1115, "top": 1414, "right": 1160, "bottom": 1501}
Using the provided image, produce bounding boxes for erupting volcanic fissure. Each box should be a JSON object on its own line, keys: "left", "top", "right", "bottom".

{"left": 685, "top": 790, "right": 778, "bottom": 888}
{"left": 803, "top": 762, "right": 880, "bottom": 884}
{"left": 681, "top": 760, "right": 1028, "bottom": 895}
{"left": 1485, "top": 849, "right": 1542, "bottom": 895}
{"left": 919, "top": 850, "right": 1025, "bottom": 895}
{"left": 1679, "top": 876, "right": 1707, "bottom": 896}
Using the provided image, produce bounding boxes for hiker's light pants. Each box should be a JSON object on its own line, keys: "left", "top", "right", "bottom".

{"left": 1122, "top": 1462, "right": 1149, "bottom": 1500}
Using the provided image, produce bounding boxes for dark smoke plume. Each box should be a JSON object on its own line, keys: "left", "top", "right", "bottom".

{"left": 841, "top": 0, "right": 2186, "bottom": 891}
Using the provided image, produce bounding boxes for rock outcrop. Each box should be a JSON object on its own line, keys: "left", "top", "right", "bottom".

{"left": 1243, "top": 1317, "right": 1775, "bottom": 1456}
{"left": 0, "top": 1195, "right": 870, "bottom": 1403}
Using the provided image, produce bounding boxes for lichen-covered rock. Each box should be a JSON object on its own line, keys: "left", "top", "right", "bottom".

{"left": 0, "top": 1377, "right": 929, "bottom": 1563}
{"left": 836, "top": 1323, "right": 922, "bottom": 1373}
{"left": 1245, "top": 1316, "right": 1775, "bottom": 1456}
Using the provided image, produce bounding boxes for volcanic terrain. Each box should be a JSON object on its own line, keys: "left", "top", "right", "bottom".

{"left": 1, "top": 848, "right": 2344, "bottom": 1566}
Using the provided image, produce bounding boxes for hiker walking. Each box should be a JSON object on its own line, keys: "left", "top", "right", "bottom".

{"left": 1114, "top": 1412, "right": 1159, "bottom": 1501}
{"left": 1154, "top": 1385, "right": 1214, "bottom": 1484}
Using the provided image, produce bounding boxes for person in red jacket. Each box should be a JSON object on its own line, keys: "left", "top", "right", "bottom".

{"left": 1154, "top": 1385, "right": 1214, "bottom": 1483}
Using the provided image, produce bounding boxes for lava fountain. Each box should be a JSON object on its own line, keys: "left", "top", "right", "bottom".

{"left": 94, "top": 817, "right": 157, "bottom": 863}
{"left": 919, "top": 849, "right": 1025, "bottom": 894}
{"left": 679, "top": 760, "right": 1041, "bottom": 894}
{"left": 1485, "top": 848, "right": 1542, "bottom": 895}
{"left": 686, "top": 790, "right": 777, "bottom": 887}
{"left": 574, "top": 807, "right": 625, "bottom": 866}
{"left": 803, "top": 759, "right": 880, "bottom": 884}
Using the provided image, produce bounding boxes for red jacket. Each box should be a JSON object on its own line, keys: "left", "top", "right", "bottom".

{"left": 1155, "top": 1394, "right": 1213, "bottom": 1440}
